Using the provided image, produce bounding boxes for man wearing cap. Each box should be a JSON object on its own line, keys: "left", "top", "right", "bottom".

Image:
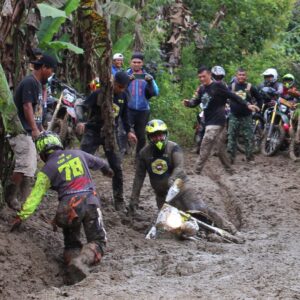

{"left": 112, "top": 53, "right": 128, "bottom": 156}
{"left": 76, "top": 71, "right": 137, "bottom": 211}
{"left": 127, "top": 52, "right": 159, "bottom": 156}
{"left": 112, "top": 53, "right": 124, "bottom": 76}
{"left": 5, "top": 54, "right": 57, "bottom": 210}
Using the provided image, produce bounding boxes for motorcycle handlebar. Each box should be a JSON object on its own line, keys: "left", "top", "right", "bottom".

{"left": 50, "top": 78, "right": 84, "bottom": 99}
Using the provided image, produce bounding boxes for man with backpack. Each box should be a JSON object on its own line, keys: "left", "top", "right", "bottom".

{"left": 228, "top": 68, "right": 262, "bottom": 164}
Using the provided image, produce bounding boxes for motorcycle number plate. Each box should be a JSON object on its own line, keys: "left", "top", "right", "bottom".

{"left": 64, "top": 92, "right": 75, "bottom": 103}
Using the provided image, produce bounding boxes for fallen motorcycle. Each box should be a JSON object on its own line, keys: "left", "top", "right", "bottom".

{"left": 146, "top": 179, "right": 243, "bottom": 244}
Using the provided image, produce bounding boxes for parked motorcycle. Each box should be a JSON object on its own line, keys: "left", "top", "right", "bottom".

{"left": 289, "top": 102, "right": 300, "bottom": 161}
{"left": 261, "top": 96, "right": 294, "bottom": 156}
{"left": 48, "top": 78, "right": 85, "bottom": 147}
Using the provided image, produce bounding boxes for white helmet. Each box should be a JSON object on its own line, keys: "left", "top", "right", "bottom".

{"left": 113, "top": 53, "right": 124, "bottom": 60}
{"left": 211, "top": 66, "right": 225, "bottom": 77}
{"left": 262, "top": 68, "right": 278, "bottom": 83}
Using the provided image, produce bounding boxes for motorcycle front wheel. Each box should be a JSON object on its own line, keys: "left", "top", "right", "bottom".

{"left": 261, "top": 125, "right": 285, "bottom": 156}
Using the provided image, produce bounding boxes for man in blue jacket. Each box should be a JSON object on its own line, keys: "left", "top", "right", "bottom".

{"left": 127, "top": 52, "right": 159, "bottom": 155}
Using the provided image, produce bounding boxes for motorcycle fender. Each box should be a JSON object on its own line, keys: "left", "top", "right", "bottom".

{"left": 276, "top": 111, "right": 289, "bottom": 124}
{"left": 67, "top": 107, "right": 76, "bottom": 119}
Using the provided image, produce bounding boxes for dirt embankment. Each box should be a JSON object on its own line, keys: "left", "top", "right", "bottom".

{"left": 0, "top": 151, "right": 300, "bottom": 299}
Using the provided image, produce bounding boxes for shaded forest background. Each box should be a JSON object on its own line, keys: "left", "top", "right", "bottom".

{"left": 0, "top": 0, "right": 300, "bottom": 144}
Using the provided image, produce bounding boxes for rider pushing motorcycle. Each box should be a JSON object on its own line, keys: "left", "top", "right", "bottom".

{"left": 128, "top": 119, "right": 242, "bottom": 238}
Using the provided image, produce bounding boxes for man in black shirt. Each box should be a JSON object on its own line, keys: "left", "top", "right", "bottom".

{"left": 228, "top": 68, "right": 261, "bottom": 163}
{"left": 77, "top": 71, "right": 137, "bottom": 211}
{"left": 183, "top": 66, "right": 257, "bottom": 174}
{"left": 6, "top": 54, "right": 57, "bottom": 210}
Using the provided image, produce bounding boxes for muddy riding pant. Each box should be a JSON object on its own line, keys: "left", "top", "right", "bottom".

{"left": 80, "top": 128, "right": 124, "bottom": 204}
{"left": 55, "top": 192, "right": 107, "bottom": 255}
{"left": 155, "top": 187, "right": 237, "bottom": 234}
{"left": 195, "top": 125, "right": 231, "bottom": 174}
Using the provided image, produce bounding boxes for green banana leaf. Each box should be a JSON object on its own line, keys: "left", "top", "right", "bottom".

{"left": 0, "top": 64, "right": 24, "bottom": 135}
{"left": 38, "top": 0, "right": 81, "bottom": 44}
{"left": 47, "top": 41, "right": 84, "bottom": 54}
{"left": 102, "top": 2, "right": 139, "bottom": 19}
{"left": 37, "top": 3, "right": 67, "bottom": 18}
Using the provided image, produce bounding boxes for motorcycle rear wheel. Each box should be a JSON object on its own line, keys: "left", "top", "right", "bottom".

{"left": 261, "top": 125, "right": 285, "bottom": 156}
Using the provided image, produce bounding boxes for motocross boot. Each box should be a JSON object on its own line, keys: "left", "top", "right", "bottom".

{"left": 66, "top": 243, "right": 102, "bottom": 285}
{"left": 5, "top": 181, "right": 21, "bottom": 211}
{"left": 63, "top": 248, "right": 81, "bottom": 265}
{"left": 19, "top": 176, "right": 33, "bottom": 204}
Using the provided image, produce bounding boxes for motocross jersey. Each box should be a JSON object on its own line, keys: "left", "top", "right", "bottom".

{"left": 131, "top": 141, "right": 187, "bottom": 201}
{"left": 258, "top": 81, "right": 283, "bottom": 103}
{"left": 18, "top": 149, "right": 109, "bottom": 220}
{"left": 282, "top": 86, "right": 300, "bottom": 102}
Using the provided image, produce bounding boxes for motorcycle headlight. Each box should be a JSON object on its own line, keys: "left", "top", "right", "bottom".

{"left": 156, "top": 205, "right": 184, "bottom": 231}
{"left": 165, "top": 212, "right": 183, "bottom": 229}
{"left": 280, "top": 105, "right": 287, "bottom": 113}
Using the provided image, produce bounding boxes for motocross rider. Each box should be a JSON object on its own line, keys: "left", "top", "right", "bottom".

{"left": 258, "top": 68, "right": 283, "bottom": 105}
{"left": 129, "top": 119, "right": 241, "bottom": 236}
{"left": 76, "top": 71, "right": 137, "bottom": 211}
{"left": 11, "top": 131, "right": 113, "bottom": 285}
{"left": 211, "top": 65, "right": 227, "bottom": 86}
{"left": 282, "top": 73, "right": 300, "bottom": 101}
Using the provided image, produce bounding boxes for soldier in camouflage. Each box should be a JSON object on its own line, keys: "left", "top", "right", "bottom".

{"left": 228, "top": 68, "right": 262, "bottom": 163}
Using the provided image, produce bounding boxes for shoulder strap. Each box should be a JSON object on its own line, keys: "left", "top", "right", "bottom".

{"left": 232, "top": 82, "right": 236, "bottom": 92}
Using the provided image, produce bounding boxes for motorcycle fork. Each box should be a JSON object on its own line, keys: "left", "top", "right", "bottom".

{"left": 267, "top": 103, "right": 277, "bottom": 139}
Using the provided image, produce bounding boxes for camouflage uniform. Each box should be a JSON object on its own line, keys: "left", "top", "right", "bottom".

{"left": 227, "top": 114, "right": 253, "bottom": 160}
{"left": 228, "top": 81, "right": 262, "bottom": 162}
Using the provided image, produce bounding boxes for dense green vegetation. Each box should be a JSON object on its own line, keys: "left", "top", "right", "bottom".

{"left": 111, "top": 0, "right": 299, "bottom": 144}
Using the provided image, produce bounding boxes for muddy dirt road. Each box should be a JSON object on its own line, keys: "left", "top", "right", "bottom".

{"left": 0, "top": 152, "right": 300, "bottom": 299}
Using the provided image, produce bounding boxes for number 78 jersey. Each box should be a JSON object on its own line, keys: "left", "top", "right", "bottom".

{"left": 17, "top": 149, "right": 109, "bottom": 220}
{"left": 42, "top": 149, "right": 107, "bottom": 199}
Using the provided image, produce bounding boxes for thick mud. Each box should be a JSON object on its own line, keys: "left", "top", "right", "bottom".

{"left": 0, "top": 151, "right": 300, "bottom": 299}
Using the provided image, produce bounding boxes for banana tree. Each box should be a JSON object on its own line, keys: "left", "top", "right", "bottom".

{"left": 0, "top": 63, "right": 24, "bottom": 207}
{"left": 78, "top": 0, "right": 138, "bottom": 150}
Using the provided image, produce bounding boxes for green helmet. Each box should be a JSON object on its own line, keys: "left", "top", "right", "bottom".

{"left": 35, "top": 131, "right": 63, "bottom": 155}
{"left": 282, "top": 73, "right": 295, "bottom": 88}
{"left": 145, "top": 119, "right": 169, "bottom": 151}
